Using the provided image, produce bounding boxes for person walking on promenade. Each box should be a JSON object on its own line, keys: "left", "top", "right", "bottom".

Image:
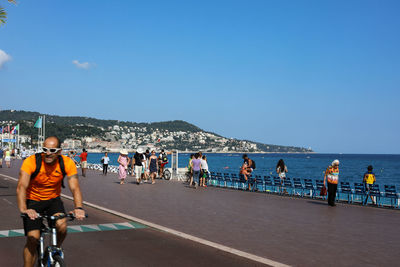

{"left": 363, "top": 165, "right": 376, "bottom": 205}
{"left": 142, "top": 149, "right": 150, "bottom": 182}
{"left": 158, "top": 149, "right": 168, "bottom": 178}
{"left": 16, "top": 136, "right": 85, "bottom": 267}
{"left": 5, "top": 148, "right": 11, "bottom": 168}
{"left": 149, "top": 150, "right": 158, "bottom": 184}
{"left": 324, "top": 160, "right": 340, "bottom": 207}
{"left": 101, "top": 152, "right": 110, "bottom": 175}
{"left": 200, "top": 155, "right": 209, "bottom": 187}
{"left": 21, "top": 148, "right": 28, "bottom": 160}
{"left": 78, "top": 149, "right": 88, "bottom": 177}
{"left": 190, "top": 153, "right": 202, "bottom": 188}
{"left": 187, "top": 154, "right": 194, "bottom": 185}
{"left": 276, "top": 159, "right": 288, "bottom": 193}
{"left": 0, "top": 147, "right": 3, "bottom": 168}
{"left": 117, "top": 150, "right": 130, "bottom": 185}
{"left": 134, "top": 148, "right": 144, "bottom": 185}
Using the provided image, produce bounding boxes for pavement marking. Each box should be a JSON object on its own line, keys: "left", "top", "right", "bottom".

{"left": 3, "top": 198, "right": 13, "bottom": 205}
{"left": 0, "top": 173, "right": 290, "bottom": 267}
{"left": 0, "top": 221, "right": 147, "bottom": 238}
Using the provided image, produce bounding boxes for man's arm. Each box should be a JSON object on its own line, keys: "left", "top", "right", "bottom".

{"left": 67, "top": 174, "right": 85, "bottom": 220}
{"left": 16, "top": 170, "right": 38, "bottom": 220}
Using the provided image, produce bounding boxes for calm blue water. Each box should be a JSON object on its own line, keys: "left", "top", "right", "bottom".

{"left": 83, "top": 153, "right": 400, "bottom": 188}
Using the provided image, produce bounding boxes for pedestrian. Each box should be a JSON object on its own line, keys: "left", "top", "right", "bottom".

{"left": 187, "top": 154, "right": 194, "bottom": 185}
{"left": 158, "top": 149, "right": 168, "bottom": 178}
{"left": 240, "top": 161, "right": 250, "bottom": 190}
{"left": 134, "top": 148, "right": 144, "bottom": 185}
{"left": 0, "top": 147, "right": 3, "bottom": 168}
{"left": 190, "top": 153, "right": 202, "bottom": 188}
{"left": 101, "top": 152, "right": 110, "bottom": 175}
{"left": 21, "top": 148, "right": 28, "bottom": 160}
{"left": 117, "top": 149, "right": 130, "bottom": 185}
{"left": 200, "top": 155, "right": 209, "bottom": 187}
{"left": 5, "top": 148, "right": 11, "bottom": 168}
{"left": 363, "top": 165, "right": 376, "bottom": 205}
{"left": 324, "top": 159, "right": 340, "bottom": 207}
{"left": 149, "top": 150, "right": 158, "bottom": 184}
{"left": 78, "top": 149, "right": 88, "bottom": 177}
{"left": 276, "top": 159, "right": 288, "bottom": 193}
{"left": 142, "top": 149, "right": 150, "bottom": 182}
{"left": 242, "top": 154, "right": 255, "bottom": 175}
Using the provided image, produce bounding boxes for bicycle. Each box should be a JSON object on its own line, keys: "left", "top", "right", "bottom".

{"left": 21, "top": 212, "right": 84, "bottom": 267}
{"left": 158, "top": 162, "right": 171, "bottom": 180}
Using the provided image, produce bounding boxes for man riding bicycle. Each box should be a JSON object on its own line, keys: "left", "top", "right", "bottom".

{"left": 16, "top": 136, "right": 86, "bottom": 267}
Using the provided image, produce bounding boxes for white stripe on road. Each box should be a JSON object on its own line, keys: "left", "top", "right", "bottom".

{"left": 0, "top": 173, "right": 290, "bottom": 267}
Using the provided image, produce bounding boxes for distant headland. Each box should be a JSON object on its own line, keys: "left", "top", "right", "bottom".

{"left": 0, "top": 110, "right": 313, "bottom": 153}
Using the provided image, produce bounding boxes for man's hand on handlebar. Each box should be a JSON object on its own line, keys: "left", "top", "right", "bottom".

{"left": 72, "top": 208, "right": 86, "bottom": 220}
{"left": 22, "top": 209, "right": 39, "bottom": 220}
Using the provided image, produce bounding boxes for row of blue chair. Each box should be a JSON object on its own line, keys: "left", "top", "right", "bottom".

{"left": 207, "top": 172, "right": 399, "bottom": 208}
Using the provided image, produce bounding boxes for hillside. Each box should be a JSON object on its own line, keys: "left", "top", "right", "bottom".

{"left": 0, "top": 110, "right": 312, "bottom": 153}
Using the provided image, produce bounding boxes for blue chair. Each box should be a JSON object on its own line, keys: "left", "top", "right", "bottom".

{"left": 209, "top": 172, "right": 217, "bottom": 186}
{"left": 263, "top": 176, "right": 274, "bottom": 192}
{"left": 238, "top": 174, "right": 248, "bottom": 190}
{"left": 247, "top": 174, "right": 256, "bottom": 191}
{"left": 315, "top": 180, "right": 326, "bottom": 199}
{"left": 273, "top": 176, "right": 282, "bottom": 194}
{"left": 353, "top": 183, "right": 365, "bottom": 204}
{"left": 282, "top": 177, "right": 293, "bottom": 195}
{"left": 304, "top": 179, "right": 315, "bottom": 198}
{"left": 216, "top": 172, "right": 224, "bottom": 187}
{"left": 384, "top": 185, "right": 399, "bottom": 208}
{"left": 339, "top": 182, "right": 352, "bottom": 203}
{"left": 231, "top": 173, "right": 240, "bottom": 189}
{"left": 223, "top": 173, "right": 232, "bottom": 188}
{"left": 293, "top": 178, "right": 304, "bottom": 197}
{"left": 369, "top": 184, "right": 381, "bottom": 206}
{"left": 255, "top": 175, "right": 264, "bottom": 192}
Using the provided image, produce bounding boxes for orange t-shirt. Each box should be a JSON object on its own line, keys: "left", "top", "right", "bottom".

{"left": 21, "top": 154, "right": 78, "bottom": 201}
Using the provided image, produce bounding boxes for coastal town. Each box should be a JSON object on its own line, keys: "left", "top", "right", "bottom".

{"left": 0, "top": 110, "right": 312, "bottom": 153}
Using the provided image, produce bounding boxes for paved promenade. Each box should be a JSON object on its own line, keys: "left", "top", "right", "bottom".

{"left": 1, "top": 159, "right": 399, "bottom": 266}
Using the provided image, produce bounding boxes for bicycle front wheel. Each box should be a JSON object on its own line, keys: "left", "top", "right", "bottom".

{"left": 51, "top": 255, "right": 66, "bottom": 267}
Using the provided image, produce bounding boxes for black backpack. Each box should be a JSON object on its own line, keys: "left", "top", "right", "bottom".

{"left": 162, "top": 153, "right": 168, "bottom": 162}
{"left": 31, "top": 153, "right": 67, "bottom": 188}
{"left": 251, "top": 159, "right": 256, "bottom": 169}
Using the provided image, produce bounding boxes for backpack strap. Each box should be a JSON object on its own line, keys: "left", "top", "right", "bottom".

{"left": 58, "top": 155, "right": 67, "bottom": 188}
{"left": 30, "top": 153, "right": 42, "bottom": 180}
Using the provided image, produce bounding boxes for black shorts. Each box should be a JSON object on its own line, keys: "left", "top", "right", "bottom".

{"left": 23, "top": 197, "right": 65, "bottom": 235}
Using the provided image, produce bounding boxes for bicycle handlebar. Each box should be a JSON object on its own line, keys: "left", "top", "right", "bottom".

{"left": 21, "top": 212, "right": 88, "bottom": 221}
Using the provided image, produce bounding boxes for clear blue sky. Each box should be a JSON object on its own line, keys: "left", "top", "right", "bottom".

{"left": 1, "top": 0, "right": 399, "bottom": 154}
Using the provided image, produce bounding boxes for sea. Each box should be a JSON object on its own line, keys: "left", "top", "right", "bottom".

{"left": 84, "top": 153, "right": 400, "bottom": 188}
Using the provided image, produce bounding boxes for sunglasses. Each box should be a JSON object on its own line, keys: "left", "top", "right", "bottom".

{"left": 42, "top": 147, "right": 62, "bottom": 154}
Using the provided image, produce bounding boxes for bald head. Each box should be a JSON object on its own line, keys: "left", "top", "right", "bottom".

{"left": 44, "top": 136, "right": 61, "bottom": 148}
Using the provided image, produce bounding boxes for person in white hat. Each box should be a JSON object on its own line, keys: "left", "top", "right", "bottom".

{"left": 324, "top": 159, "right": 340, "bottom": 206}
{"left": 117, "top": 149, "right": 130, "bottom": 185}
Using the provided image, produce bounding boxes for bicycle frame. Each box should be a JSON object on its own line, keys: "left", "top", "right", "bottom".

{"left": 38, "top": 214, "right": 66, "bottom": 267}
